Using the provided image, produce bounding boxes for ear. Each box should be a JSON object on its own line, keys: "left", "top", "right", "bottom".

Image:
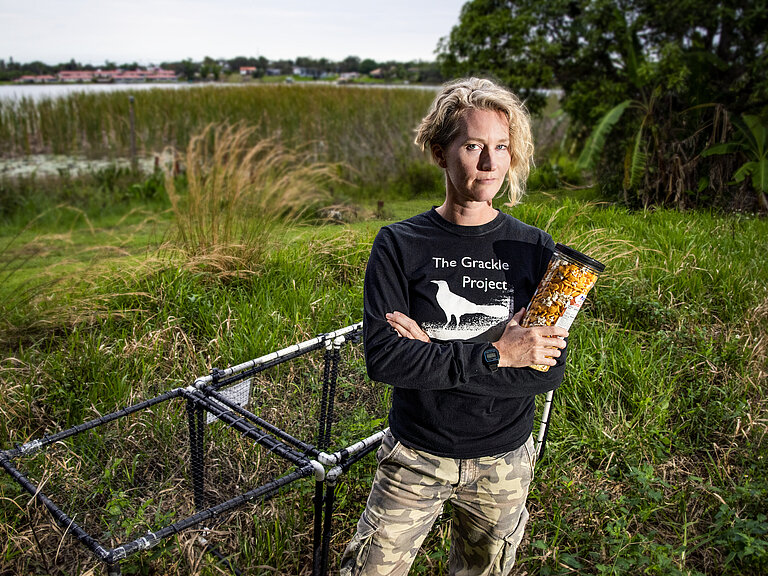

{"left": 432, "top": 144, "right": 448, "bottom": 169}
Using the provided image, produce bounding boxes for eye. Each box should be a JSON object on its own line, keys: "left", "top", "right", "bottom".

{"left": 496, "top": 144, "right": 509, "bottom": 151}
{"left": 465, "top": 143, "right": 481, "bottom": 151}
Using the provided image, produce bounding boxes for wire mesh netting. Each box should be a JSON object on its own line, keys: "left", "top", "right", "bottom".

{"left": 2, "top": 389, "right": 314, "bottom": 565}
{"left": 20, "top": 392, "right": 196, "bottom": 545}
{"left": 0, "top": 324, "right": 391, "bottom": 575}
{"left": 209, "top": 338, "right": 386, "bottom": 453}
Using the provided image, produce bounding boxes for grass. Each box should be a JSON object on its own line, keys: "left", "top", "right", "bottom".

{"left": 0, "top": 84, "right": 567, "bottom": 200}
{"left": 163, "top": 122, "right": 340, "bottom": 277}
{"left": 0, "top": 111, "right": 766, "bottom": 573}
{"left": 0, "top": 84, "right": 439, "bottom": 197}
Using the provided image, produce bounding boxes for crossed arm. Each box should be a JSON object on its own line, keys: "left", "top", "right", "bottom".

{"left": 385, "top": 307, "right": 568, "bottom": 368}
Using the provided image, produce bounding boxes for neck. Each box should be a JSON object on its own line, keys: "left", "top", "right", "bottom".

{"left": 436, "top": 200, "right": 497, "bottom": 226}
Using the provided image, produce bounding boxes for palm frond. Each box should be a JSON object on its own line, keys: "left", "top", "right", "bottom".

{"left": 739, "top": 115, "right": 767, "bottom": 158}
{"left": 701, "top": 142, "right": 742, "bottom": 157}
{"left": 577, "top": 100, "right": 632, "bottom": 171}
{"left": 627, "top": 128, "right": 647, "bottom": 189}
{"left": 734, "top": 159, "right": 768, "bottom": 194}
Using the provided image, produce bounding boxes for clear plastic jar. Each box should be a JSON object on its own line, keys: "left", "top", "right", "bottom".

{"left": 521, "top": 243, "right": 605, "bottom": 371}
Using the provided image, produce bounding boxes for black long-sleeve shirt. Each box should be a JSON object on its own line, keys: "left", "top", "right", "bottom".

{"left": 364, "top": 208, "right": 567, "bottom": 458}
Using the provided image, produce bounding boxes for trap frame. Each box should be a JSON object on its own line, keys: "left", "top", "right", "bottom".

{"left": 1, "top": 323, "right": 386, "bottom": 576}
{"left": 1, "top": 321, "right": 555, "bottom": 575}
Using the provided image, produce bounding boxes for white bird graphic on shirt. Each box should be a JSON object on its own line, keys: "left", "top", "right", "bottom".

{"left": 431, "top": 280, "right": 510, "bottom": 328}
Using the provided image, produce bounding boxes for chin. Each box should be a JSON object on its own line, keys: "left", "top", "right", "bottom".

{"left": 472, "top": 188, "right": 502, "bottom": 202}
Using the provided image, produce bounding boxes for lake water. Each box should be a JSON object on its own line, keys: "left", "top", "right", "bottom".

{"left": 0, "top": 81, "right": 440, "bottom": 102}
{"left": 0, "top": 82, "right": 199, "bottom": 102}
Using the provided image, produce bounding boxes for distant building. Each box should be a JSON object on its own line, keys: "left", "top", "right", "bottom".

{"left": 110, "top": 68, "right": 178, "bottom": 83}
{"left": 292, "top": 67, "right": 321, "bottom": 79}
{"left": 145, "top": 69, "right": 178, "bottom": 82}
{"left": 14, "top": 75, "right": 57, "bottom": 84}
{"left": 58, "top": 70, "right": 96, "bottom": 83}
{"left": 337, "top": 72, "right": 360, "bottom": 84}
{"left": 240, "top": 66, "right": 257, "bottom": 76}
{"left": 93, "top": 69, "right": 120, "bottom": 83}
{"left": 13, "top": 68, "right": 178, "bottom": 84}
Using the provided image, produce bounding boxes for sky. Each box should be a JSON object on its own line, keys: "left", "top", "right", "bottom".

{"left": 0, "top": 0, "right": 468, "bottom": 65}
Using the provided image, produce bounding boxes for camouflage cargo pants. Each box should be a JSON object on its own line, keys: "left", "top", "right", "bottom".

{"left": 339, "top": 430, "right": 535, "bottom": 576}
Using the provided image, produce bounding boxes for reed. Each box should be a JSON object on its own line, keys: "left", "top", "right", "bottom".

{"left": 0, "top": 85, "right": 438, "bottom": 195}
{"left": 162, "top": 122, "right": 340, "bottom": 276}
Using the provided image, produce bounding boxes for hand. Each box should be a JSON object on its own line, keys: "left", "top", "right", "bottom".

{"left": 493, "top": 308, "right": 568, "bottom": 368}
{"left": 386, "top": 311, "right": 431, "bottom": 342}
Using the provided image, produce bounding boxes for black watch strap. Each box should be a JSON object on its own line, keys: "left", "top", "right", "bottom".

{"left": 482, "top": 344, "right": 500, "bottom": 372}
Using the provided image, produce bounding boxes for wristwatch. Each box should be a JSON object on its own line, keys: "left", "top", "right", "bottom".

{"left": 482, "top": 344, "right": 500, "bottom": 372}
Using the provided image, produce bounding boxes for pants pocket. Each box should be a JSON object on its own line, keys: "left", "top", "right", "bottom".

{"left": 496, "top": 505, "right": 530, "bottom": 575}
{"left": 339, "top": 512, "right": 377, "bottom": 576}
{"left": 375, "top": 429, "right": 403, "bottom": 466}
{"left": 523, "top": 434, "right": 536, "bottom": 480}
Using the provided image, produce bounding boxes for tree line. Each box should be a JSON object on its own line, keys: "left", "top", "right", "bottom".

{"left": 0, "top": 55, "right": 444, "bottom": 84}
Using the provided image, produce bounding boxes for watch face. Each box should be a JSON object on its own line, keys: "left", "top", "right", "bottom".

{"left": 484, "top": 347, "right": 500, "bottom": 363}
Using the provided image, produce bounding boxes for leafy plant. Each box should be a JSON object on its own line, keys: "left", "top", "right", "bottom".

{"left": 702, "top": 114, "right": 768, "bottom": 211}
{"left": 440, "top": 0, "right": 768, "bottom": 210}
{"left": 577, "top": 100, "right": 633, "bottom": 173}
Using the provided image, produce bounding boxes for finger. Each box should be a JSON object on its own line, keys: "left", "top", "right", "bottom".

{"left": 536, "top": 349, "right": 560, "bottom": 365}
{"left": 390, "top": 312, "right": 424, "bottom": 335}
{"left": 392, "top": 311, "right": 420, "bottom": 329}
{"left": 387, "top": 320, "right": 407, "bottom": 338}
{"left": 544, "top": 336, "right": 568, "bottom": 349}
{"left": 532, "top": 325, "right": 569, "bottom": 340}
{"left": 388, "top": 317, "right": 429, "bottom": 342}
{"left": 510, "top": 307, "right": 526, "bottom": 325}
{"left": 394, "top": 324, "right": 417, "bottom": 340}
{"left": 413, "top": 328, "right": 430, "bottom": 343}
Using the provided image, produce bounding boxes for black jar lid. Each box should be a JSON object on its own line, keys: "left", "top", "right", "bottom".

{"left": 555, "top": 243, "right": 606, "bottom": 273}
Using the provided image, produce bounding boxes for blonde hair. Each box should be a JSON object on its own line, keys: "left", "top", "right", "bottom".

{"left": 415, "top": 77, "right": 534, "bottom": 206}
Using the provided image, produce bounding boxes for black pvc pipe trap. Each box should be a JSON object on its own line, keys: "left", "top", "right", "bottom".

{"left": 0, "top": 322, "right": 387, "bottom": 575}
{"left": 0, "top": 385, "right": 316, "bottom": 575}
{"left": 0, "top": 320, "right": 554, "bottom": 575}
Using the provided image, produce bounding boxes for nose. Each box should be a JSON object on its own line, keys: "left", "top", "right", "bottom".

{"left": 478, "top": 147, "right": 495, "bottom": 172}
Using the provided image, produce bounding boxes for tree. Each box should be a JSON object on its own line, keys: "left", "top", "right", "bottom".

{"left": 439, "top": 0, "right": 768, "bottom": 210}
{"left": 178, "top": 59, "right": 199, "bottom": 81}
{"left": 201, "top": 57, "right": 221, "bottom": 81}
{"left": 226, "top": 56, "right": 255, "bottom": 71}
{"left": 360, "top": 58, "right": 378, "bottom": 75}
{"left": 62, "top": 58, "right": 81, "bottom": 71}
{"left": 338, "top": 56, "right": 361, "bottom": 73}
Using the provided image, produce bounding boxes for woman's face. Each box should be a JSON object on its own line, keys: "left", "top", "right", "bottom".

{"left": 434, "top": 108, "right": 511, "bottom": 206}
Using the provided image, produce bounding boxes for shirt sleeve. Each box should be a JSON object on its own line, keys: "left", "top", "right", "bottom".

{"left": 363, "top": 227, "right": 566, "bottom": 398}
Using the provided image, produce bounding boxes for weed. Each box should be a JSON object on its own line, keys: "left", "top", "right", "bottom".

{"left": 162, "top": 122, "right": 339, "bottom": 277}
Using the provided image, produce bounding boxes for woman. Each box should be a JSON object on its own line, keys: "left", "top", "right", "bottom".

{"left": 340, "top": 77, "right": 569, "bottom": 576}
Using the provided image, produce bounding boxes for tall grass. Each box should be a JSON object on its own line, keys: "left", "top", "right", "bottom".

{"left": 0, "top": 85, "right": 438, "bottom": 194}
{"left": 163, "top": 122, "right": 340, "bottom": 276}
{"left": 514, "top": 199, "right": 768, "bottom": 575}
